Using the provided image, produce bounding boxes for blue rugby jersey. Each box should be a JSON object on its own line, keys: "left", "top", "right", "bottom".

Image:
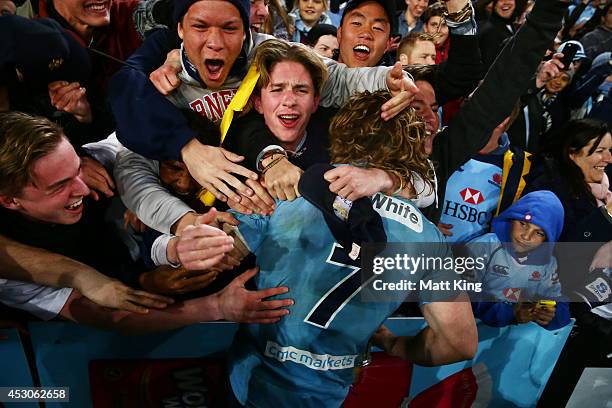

{"left": 228, "top": 192, "right": 452, "bottom": 408}
{"left": 438, "top": 156, "right": 504, "bottom": 244}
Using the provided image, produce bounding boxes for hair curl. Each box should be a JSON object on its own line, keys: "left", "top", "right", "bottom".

{"left": 329, "top": 90, "right": 434, "bottom": 197}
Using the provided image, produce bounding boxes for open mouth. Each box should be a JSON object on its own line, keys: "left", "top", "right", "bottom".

{"left": 352, "top": 44, "right": 371, "bottom": 61}
{"left": 84, "top": 1, "right": 108, "bottom": 13}
{"left": 251, "top": 22, "right": 263, "bottom": 32}
{"left": 65, "top": 199, "right": 83, "bottom": 212}
{"left": 204, "top": 59, "right": 225, "bottom": 81}
{"left": 278, "top": 114, "right": 300, "bottom": 128}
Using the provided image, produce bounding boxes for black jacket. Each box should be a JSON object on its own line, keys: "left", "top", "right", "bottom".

{"left": 478, "top": 12, "right": 515, "bottom": 69}
{"left": 523, "top": 158, "right": 601, "bottom": 242}
{"left": 423, "top": 0, "right": 568, "bottom": 223}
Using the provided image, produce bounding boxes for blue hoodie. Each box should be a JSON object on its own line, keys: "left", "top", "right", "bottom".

{"left": 467, "top": 191, "right": 571, "bottom": 330}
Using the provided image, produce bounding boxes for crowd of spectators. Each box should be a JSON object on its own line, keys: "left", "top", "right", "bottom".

{"left": 0, "top": 0, "right": 610, "bottom": 405}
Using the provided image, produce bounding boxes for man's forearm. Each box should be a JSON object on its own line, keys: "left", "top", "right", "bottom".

{"left": 60, "top": 290, "right": 221, "bottom": 334}
{"left": 319, "top": 63, "right": 390, "bottom": 108}
{"left": 0, "top": 234, "right": 98, "bottom": 289}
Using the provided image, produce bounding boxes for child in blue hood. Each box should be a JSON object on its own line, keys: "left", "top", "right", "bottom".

{"left": 465, "top": 190, "right": 571, "bottom": 330}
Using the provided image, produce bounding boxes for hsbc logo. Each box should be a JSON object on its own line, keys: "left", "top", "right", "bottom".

{"left": 460, "top": 188, "right": 484, "bottom": 205}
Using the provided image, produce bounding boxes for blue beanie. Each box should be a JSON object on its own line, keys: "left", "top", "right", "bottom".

{"left": 173, "top": 0, "right": 251, "bottom": 42}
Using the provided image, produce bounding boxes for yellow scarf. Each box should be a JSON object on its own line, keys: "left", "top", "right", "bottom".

{"left": 198, "top": 64, "right": 260, "bottom": 206}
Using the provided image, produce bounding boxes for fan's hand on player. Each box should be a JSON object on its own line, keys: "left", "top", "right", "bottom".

{"left": 324, "top": 166, "right": 396, "bottom": 201}
{"left": 226, "top": 179, "right": 275, "bottom": 215}
{"left": 171, "top": 220, "right": 234, "bottom": 271}
{"left": 215, "top": 267, "right": 293, "bottom": 323}
{"left": 262, "top": 156, "right": 303, "bottom": 201}
{"left": 181, "top": 140, "right": 258, "bottom": 203}
{"left": 382, "top": 62, "right": 419, "bottom": 121}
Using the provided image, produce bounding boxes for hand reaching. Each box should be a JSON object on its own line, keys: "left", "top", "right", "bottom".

{"left": 215, "top": 267, "right": 293, "bottom": 323}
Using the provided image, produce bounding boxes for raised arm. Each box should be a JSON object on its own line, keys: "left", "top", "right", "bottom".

{"left": 434, "top": 0, "right": 568, "bottom": 177}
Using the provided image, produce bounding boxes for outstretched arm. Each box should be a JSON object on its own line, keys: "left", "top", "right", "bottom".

{"left": 0, "top": 234, "right": 172, "bottom": 313}
{"left": 60, "top": 267, "right": 293, "bottom": 334}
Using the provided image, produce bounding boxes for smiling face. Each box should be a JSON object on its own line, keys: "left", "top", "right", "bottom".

{"left": 1, "top": 138, "right": 90, "bottom": 225}
{"left": 510, "top": 220, "right": 546, "bottom": 254}
{"left": 337, "top": 1, "right": 391, "bottom": 68}
{"left": 250, "top": 0, "right": 269, "bottom": 32}
{"left": 494, "top": 0, "right": 515, "bottom": 19}
{"left": 254, "top": 61, "right": 320, "bottom": 151}
{"left": 545, "top": 72, "right": 571, "bottom": 94}
{"left": 178, "top": 0, "right": 246, "bottom": 89}
{"left": 570, "top": 132, "right": 612, "bottom": 184}
{"left": 406, "top": 0, "right": 427, "bottom": 18}
{"left": 424, "top": 16, "right": 448, "bottom": 46}
{"left": 54, "top": 0, "right": 111, "bottom": 39}
{"left": 298, "top": 0, "right": 326, "bottom": 26}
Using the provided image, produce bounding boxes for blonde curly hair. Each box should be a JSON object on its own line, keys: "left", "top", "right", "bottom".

{"left": 329, "top": 90, "right": 434, "bottom": 196}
